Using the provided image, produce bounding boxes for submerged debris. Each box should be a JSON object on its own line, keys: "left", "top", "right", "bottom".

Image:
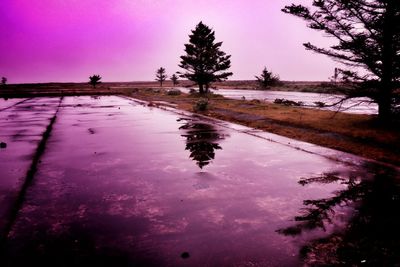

{"left": 0, "top": 142, "right": 7, "bottom": 148}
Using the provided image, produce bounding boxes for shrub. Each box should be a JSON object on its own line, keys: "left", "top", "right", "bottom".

{"left": 274, "top": 98, "right": 303, "bottom": 106}
{"left": 194, "top": 98, "right": 209, "bottom": 111}
{"left": 166, "top": 89, "right": 181, "bottom": 96}
{"left": 314, "top": 101, "right": 326, "bottom": 107}
{"left": 255, "top": 67, "right": 281, "bottom": 89}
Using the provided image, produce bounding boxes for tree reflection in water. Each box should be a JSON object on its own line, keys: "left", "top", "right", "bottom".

{"left": 179, "top": 118, "right": 227, "bottom": 169}
{"left": 277, "top": 163, "right": 400, "bottom": 266}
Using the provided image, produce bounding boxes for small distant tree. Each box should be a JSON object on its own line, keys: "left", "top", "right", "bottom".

{"left": 156, "top": 67, "right": 167, "bottom": 87}
{"left": 89, "top": 75, "right": 102, "bottom": 88}
{"left": 330, "top": 68, "right": 339, "bottom": 84}
{"left": 1, "top": 77, "right": 7, "bottom": 86}
{"left": 179, "top": 22, "right": 233, "bottom": 94}
{"left": 255, "top": 67, "right": 280, "bottom": 89}
{"left": 171, "top": 73, "right": 179, "bottom": 86}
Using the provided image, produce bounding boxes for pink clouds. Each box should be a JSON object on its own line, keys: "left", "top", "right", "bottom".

{"left": 0, "top": 0, "right": 338, "bottom": 83}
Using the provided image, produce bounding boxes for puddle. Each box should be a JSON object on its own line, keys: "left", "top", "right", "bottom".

{"left": 1, "top": 96, "right": 398, "bottom": 266}
{"left": 179, "top": 118, "right": 228, "bottom": 169}
{"left": 0, "top": 97, "right": 61, "bottom": 234}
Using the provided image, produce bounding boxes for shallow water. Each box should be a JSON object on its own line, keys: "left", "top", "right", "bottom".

{"left": 1, "top": 96, "right": 398, "bottom": 266}
{"left": 0, "top": 98, "right": 30, "bottom": 111}
{"left": 0, "top": 97, "right": 60, "bottom": 233}
{"left": 180, "top": 88, "right": 378, "bottom": 114}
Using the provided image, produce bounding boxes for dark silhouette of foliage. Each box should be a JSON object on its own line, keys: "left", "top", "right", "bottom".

{"left": 1, "top": 77, "right": 7, "bottom": 86}
{"left": 88, "top": 75, "right": 101, "bottom": 88}
{"left": 179, "top": 120, "right": 226, "bottom": 168}
{"left": 156, "top": 67, "right": 167, "bottom": 87}
{"left": 171, "top": 74, "right": 179, "bottom": 86}
{"left": 193, "top": 98, "right": 208, "bottom": 112}
{"left": 282, "top": 1, "right": 400, "bottom": 120}
{"left": 255, "top": 67, "right": 281, "bottom": 88}
{"left": 166, "top": 89, "right": 181, "bottom": 96}
{"left": 179, "top": 22, "right": 233, "bottom": 94}
{"left": 330, "top": 67, "right": 339, "bottom": 84}
{"left": 277, "top": 165, "right": 400, "bottom": 266}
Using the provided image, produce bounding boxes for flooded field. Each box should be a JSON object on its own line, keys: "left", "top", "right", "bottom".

{"left": 0, "top": 96, "right": 398, "bottom": 266}
{"left": 180, "top": 88, "right": 378, "bottom": 114}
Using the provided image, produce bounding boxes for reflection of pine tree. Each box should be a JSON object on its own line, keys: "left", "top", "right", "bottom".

{"left": 180, "top": 121, "right": 224, "bottom": 169}
{"left": 186, "top": 138, "right": 221, "bottom": 169}
{"left": 277, "top": 164, "right": 400, "bottom": 266}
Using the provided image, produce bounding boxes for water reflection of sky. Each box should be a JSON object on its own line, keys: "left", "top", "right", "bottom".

{"left": 179, "top": 88, "right": 378, "bottom": 114}
{"left": 1, "top": 96, "right": 398, "bottom": 266}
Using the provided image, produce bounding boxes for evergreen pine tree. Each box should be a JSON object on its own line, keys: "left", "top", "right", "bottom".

{"left": 89, "top": 75, "right": 101, "bottom": 88}
{"left": 156, "top": 67, "right": 167, "bottom": 87}
{"left": 255, "top": 67, "right": 280, "bottom": 89}
{"left": 171, "top": 74, "right": 179, "bottom": 86}
{"left": 179, "top": 22, "right": 233, "bottom": 94}
{"left": 282, "top": 1, "right": 400, "bottom": 119}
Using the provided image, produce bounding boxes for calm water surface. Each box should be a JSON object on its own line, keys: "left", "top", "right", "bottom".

{"left": 180, "top": 88, "right": 378, "bottom": 114}
{"left": 1, "top": 96, "right": 398, "bottom": 266}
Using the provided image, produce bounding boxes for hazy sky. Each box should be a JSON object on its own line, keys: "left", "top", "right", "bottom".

{"left": 0, "top": 0, "right": 339, "bottom": 83}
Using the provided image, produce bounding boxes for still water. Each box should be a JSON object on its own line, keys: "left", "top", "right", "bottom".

{"left": 1, "top": 96, "right": 398, "bottom": 266}
{"left": 180, "top": 88, "right": 378, "bottom": 114}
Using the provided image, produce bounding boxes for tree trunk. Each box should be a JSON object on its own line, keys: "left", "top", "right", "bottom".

{"left": 378, "top": 2, "right": 395, "bottom": 121}
{"left": 199, "top": 83, "right": 204, "bottom": 94}
{"left": 378, "top": 96, "right": 392, "bottom": 120}
{"left": 205, "top": 84, "right": 209, "bottom": 94}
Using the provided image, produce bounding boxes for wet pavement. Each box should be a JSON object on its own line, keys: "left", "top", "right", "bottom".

{"left": 0, "top": 97, "right": 60, "bottom": 234}
{"left": 0, "top": 98, "right": 31, "bottom": 111}
{"left": 0, "top": 96, "right": 398, "bottom": 266}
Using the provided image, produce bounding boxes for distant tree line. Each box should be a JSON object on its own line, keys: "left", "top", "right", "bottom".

{"left": 90, "top": 0, "right": 400, "bottom": 120}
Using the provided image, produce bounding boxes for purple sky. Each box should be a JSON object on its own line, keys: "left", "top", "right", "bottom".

{"left": 0, "top": 0, "right": 339, "bottom": 83}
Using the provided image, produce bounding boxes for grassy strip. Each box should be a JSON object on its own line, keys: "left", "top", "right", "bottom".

{"left": 127, "top": 89, "right": 400, "bottom": 166}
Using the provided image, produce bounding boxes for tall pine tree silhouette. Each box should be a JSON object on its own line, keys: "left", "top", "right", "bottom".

{"left": 155, "top": 67, "right": 167, "bottom": 87}
{"left": 179, "top": 22, "right": 233, "bottom": 94}
{"left": 282, "top": 1, "right": 400, "bottom": 119}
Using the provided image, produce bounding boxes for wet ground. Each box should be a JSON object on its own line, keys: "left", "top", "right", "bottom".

{"left": 0, "top": 96, "right": 398, "bottom": 266}
{"left": 180, "top": 88, "right": 378, "bottom": 114}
